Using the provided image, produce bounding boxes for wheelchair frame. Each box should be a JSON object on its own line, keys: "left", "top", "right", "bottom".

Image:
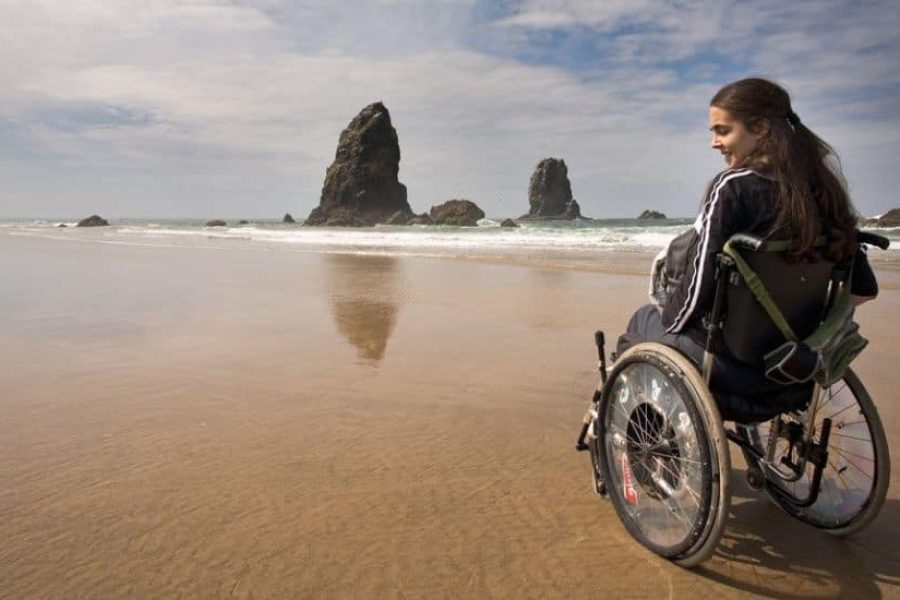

{"left": 575, "top": 231, "right": 891, "bottom": 566}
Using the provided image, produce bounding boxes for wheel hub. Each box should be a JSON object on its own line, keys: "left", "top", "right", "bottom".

{"left": 626, "top": 402, "right": 682, "bottom": 499}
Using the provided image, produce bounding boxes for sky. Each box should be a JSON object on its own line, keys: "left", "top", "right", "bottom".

{"left": 1, "top": 0, "right": 899, "bottom": 220}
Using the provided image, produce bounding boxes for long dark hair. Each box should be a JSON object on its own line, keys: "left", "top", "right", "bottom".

{"left": 710, "top": 78, "right": 857, "bottom": 261}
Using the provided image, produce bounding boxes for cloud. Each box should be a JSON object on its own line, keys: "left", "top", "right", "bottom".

{"left": 1, "top": 0, "right": 898, "bottom": 218}
{"left": 494, "top": 10, "right": 578, "bottom": 29}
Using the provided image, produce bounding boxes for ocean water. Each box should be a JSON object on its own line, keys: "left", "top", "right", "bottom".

{"left": 2, "top": 217, "right": 898, "bottom": 262}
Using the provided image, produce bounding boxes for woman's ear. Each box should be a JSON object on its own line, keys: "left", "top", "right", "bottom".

{"left": 752, "top": 118, "right": 771, "bottom": 137}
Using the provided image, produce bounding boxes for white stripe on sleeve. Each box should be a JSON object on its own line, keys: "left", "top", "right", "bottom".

{"left": 666, "top": 169, "right": 753, "bottom": 334}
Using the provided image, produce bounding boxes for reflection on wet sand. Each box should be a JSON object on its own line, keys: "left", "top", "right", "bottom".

{"left": 326, "top": 253, "right": 403, "bottom": 364}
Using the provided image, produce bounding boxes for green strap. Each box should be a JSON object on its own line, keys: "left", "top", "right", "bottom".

{"left": 723, "top": 241, "right": 799, "bottom": 342}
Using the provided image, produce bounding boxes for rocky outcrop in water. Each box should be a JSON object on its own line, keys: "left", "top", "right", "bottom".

{"left": 862, "top": 208, "right": 900, "bottom": 228}
{"left": 283, "top": 213, "right": 295, "bottom": 223}
{"left": 385, "top": 211, "right": 410, "bottom": 225}
{"left": 408, "top": 213, "right": 433, "bottom": 225}
{"left": 430, "top": 200, "right": 485, "bottom": 226}
{"left": 304, "top": 102, "right": 412, "bottom": 227}
{"left": 520, "top": 158, "right": 582, "bottom": 220}
{"left": 206, "top": 220, "right": 226, "bottom": 227}
{"left": 77, "top": 215, "right": 109, "bottom": 227}
{"left": 638, "top": 209, "right": 666, "bottom": 219}
{"left": 500, "top": 218, "right": 519, "bottom": 228}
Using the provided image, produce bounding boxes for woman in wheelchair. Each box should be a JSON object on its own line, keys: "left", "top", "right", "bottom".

{"left": 578, "top": 78, "right": 890, "bottom": 566}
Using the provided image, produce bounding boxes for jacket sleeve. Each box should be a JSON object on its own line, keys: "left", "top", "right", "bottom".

{"left": 662, "top": 171, "right": 744, "bottom": 333}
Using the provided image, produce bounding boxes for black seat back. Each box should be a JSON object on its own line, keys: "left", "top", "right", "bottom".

{"left": 723, "top": 250, "right": 835, "bottom": 366}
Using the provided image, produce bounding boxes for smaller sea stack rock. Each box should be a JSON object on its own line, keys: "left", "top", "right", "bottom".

{"left": 76, "top": 215, "right": 109, "bottom": 227}
{"left": 520, "top": 158, "right": 582, "bottom": 220}
{"left": 863, "top": 208, "right": 900, "bottom": 228}
{"left": 206, "top": 219, "right": 227, "bottom": 227}
{"left": 385, "top": 211, "right": 410, "bottom": 225}
{"left": 637, "top": 209, "right": 667, "bottom": 219}
{"left": 408, "top": 213, "right": 433, "bottom": 225}
{"left": 430, "top": 200, "right": 485, "bottom": 226}
{"left": 283, "top": 213, "right": 296, "bottom": 223}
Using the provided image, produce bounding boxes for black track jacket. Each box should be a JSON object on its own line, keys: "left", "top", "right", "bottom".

{"left": 660, "top": 169, "right": 877, "bottom": 341}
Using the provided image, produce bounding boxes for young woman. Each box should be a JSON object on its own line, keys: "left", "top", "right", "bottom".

{"left": 617, "top": 77, "right": 878, "bottom": 420}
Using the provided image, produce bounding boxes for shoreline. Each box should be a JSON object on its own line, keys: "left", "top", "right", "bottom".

{"left": 3, "top": 225, "right": 900, "bottom": 281}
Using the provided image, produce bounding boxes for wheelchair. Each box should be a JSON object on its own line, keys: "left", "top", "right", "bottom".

{"left": 575, "top": 231, "right": 891, "bottom": 567}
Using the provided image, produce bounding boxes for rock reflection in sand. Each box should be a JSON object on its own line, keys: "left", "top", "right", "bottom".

{"left": 326, "top": 253, "right": 403, "bottom": 365}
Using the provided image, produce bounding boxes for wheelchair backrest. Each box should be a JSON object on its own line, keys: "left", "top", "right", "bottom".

{"left": 722, "top": 246, "right": 835, "bottom": 366}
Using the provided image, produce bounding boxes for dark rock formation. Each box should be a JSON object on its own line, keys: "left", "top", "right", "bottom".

{"left": 318, "top": 208, "right": 366, "bottom": 227}
{"left": 500, "top": 218, "right": 519, "bottom": 228}
{"left": 408, "top": 213, "right": 433, "bottom": 225}
{"left": 76, "top": 214, "right": 109, "bottom": 227}
{"left": 238, "top": 220, "right": 249, "bottom": 224}
{"left": 305, "top": 102, "right": 411, "bottom": 227}
{"left": 57, "top": 223, "right": 67, "bottom": 228}
{"left": 206, "top": 219, "right": 227, "bottom": 227}
{"left": 283, "top": 213, "right": 295, "bottom": 223}
{"left": 563, "top": 199, "right": 583, "bottom": 219}
{"left": 638, "top": 209, "right": 667, "bottom": 220}
{"left": 520, "top": 158, "right": 581, "bottom": 219}
{"left": 863, "top": 208, "right": 900, "bottom": 228}
{"left": 430, "top": 199, "right": 485, "bottom": 227}
{"left": 385, "top": 210, "right": 410, "bottom": 225}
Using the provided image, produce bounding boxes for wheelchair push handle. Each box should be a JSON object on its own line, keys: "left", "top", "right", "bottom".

{"left": 858, "top": 231, "right": 890, "bottom": 250}
{"left": 727, "top": 231, "right": 890, "bottom": 252}
{"left": 727, "top": 233, "right": 765, "bottom": 251}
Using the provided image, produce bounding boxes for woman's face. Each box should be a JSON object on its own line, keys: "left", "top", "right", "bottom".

{"left": 709, "top": 106, "right": 765, "bottom": 168}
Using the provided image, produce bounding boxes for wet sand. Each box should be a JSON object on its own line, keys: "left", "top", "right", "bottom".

{"left": 2, "top": 234, "right": 900, "bottom": 598}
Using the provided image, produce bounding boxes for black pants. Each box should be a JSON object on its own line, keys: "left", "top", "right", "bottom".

{"left": 616, "top": 304, "right": 811, "bottom": 422}
{"left": 617, "top": 304, "right": 706, "bottom": 366}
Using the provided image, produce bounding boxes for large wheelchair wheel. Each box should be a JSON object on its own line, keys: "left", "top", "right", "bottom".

{"left": 596, "top": 343, "right": 731, "bottom": 567}
{"left": 743, "top": 369, "right": 890, "bottom": 535}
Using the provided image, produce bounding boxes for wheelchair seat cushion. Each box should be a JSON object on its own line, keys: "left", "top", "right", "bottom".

{"left": 712, "top": 384, "right": 812, "bottom": 423}
{"left": 618, "top": 305, "right": 815, "bottom": 423}
{"left": 708, "top": 344, "right": 813, "bottom": 422}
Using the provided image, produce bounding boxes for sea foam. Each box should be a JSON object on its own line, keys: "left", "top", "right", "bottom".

{"left": 2, "top": 218, "right": 898, "bottom": 260}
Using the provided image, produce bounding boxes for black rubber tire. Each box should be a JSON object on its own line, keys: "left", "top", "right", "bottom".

{"left": 597, "top": 343, "right": 731, "bottom": 567}
{"left": 743, "top": 369, "right": 890, "bottom": 535}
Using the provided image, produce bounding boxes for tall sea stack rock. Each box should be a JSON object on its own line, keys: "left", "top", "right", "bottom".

{"left": 520, "top": 158, "right": 582, "bottom": 220}
{"left": 305, "top": 102, "right": 412, "bottom": 227}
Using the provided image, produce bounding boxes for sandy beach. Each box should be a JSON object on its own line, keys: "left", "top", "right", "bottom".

{"left": 2, "top": 233, "right": 900, "bottom": 599}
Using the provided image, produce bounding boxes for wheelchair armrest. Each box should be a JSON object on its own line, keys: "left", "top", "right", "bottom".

{"left": 858, "top": 231, "right": 890, "bottom": 250}
{"left": 727, "top": 233, "right": 764, "bottom": 252}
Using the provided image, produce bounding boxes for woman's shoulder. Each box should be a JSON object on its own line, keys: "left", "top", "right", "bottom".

{"left": 706, "top": 168, "right": 773, "bottom": 201}
{"left": 708, "top": 168, "right": 769, "bottom": 186}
